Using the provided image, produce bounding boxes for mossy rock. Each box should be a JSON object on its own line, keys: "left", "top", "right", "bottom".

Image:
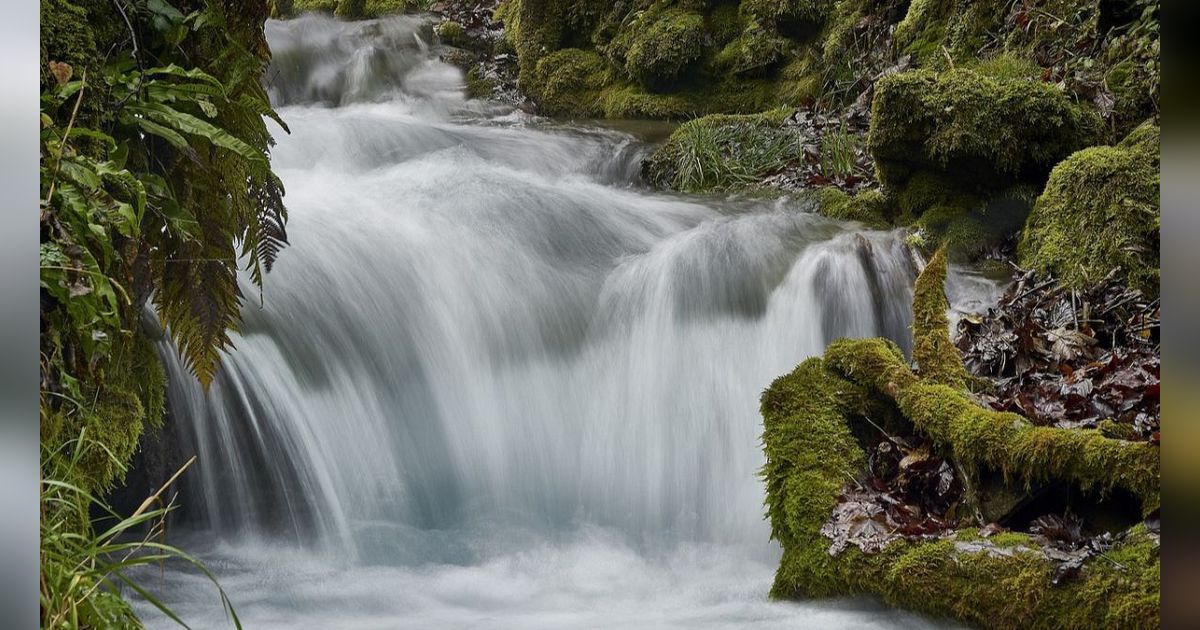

{"left": 435, "top": 20, "right": 471, "bottom": 48}
{"left": 498, "top": 0, "right": 610, "bottom": 80}
{"left": 712, "top": 24, "right": 792, "bottom": 76}
{"left": 1019, "top": 120, "right": 1160, "bottom": 295}
{"left": 333, "top": 0, "right": 365, "bottom": 17}
{"left": 599, "top": 85, "right": 695, "bottom": 119}
{"left": 608, "top": 6, "right": 707, "bottom": 90}
{"left": 869, "top": 68, "right": 1103, "bottom": 193}
{"left": 741, "top": 0, "right": 835, "bottom": 28}
{"left": 813, "top": 188, "right": 893, "bottom": 228}
{"left": 288, "top": 0, "right": 421, "bottom": 18}
{"left": 464, "top": 66, "right": 498, "bottom": 98}
{"left": 291, "top": 0, "right": 338, "bottom": 14}
{"left": 526, "top": 48, "right": 613, "bottom": 117}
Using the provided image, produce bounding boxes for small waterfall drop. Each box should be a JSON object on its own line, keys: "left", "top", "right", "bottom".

{"left": 144, "top": 14, "right": 961, "bottom": 630}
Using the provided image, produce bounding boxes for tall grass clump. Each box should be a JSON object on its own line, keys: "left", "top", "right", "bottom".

{"left": 40, "top": 429, "right": 240, "bottom": 629}
{"left": 819, "top": 122, "right": 858, "bottom": 179}
{"left": 648, "top": 111, "right": 799, "bottom": 192}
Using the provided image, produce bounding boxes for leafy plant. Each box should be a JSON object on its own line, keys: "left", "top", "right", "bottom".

{"left": 40, "top": 1, "right": 288, "bottom": 625}
{"left": 40, "top": 429, "right": 241, "bottom": 629}
{"left": 41, "top": 0, "right": 289, "bottom": 393}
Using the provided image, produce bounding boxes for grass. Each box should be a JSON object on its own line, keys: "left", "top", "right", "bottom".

{"left": 649, "top": 112, "right": 799, "bottom": 192}
{"left": 819, "top": 122, "right": 858, "bottom": 179}
{"left": 40, "top": 428, "right": 240, "bottom": 629}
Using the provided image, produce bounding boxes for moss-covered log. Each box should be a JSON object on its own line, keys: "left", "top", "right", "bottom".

{"left": 825, "top": 251, "right": 1159, "bottom": 505}
{"left": 763, "top": 351, "right": 1159, "bottom": 628}
{"left": 761, "top": 242, "right": 1159, "bottom": 629}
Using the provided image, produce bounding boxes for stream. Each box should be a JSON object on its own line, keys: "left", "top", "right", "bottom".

{"left": 134, "top": 14, "right": 999, "bottom": 629}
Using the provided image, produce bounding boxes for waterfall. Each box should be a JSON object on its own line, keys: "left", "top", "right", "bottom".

{"left": 143, "top": 14, "right": 959, "bottom": 629}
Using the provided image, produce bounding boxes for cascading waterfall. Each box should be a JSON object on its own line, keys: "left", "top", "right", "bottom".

{"left": 140, "top": 14, "right": 970, "bottom": 629}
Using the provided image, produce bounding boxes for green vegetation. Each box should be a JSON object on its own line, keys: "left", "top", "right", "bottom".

{"left": 607, "top": 6, "right": 707, "bottom": 89}
{"left": 868, "top": 68, "right": 1102, "bottom": 192}
{"left": 41, "top": 0, "right": 288, "bottom": 625}
{"left": 818, "top": 122, "right": 857, "bottom": 179}
{"left": 494, "top": 0, "right": 841, "bottom": 119}
{"left": 526, "top": 48, "right": 612, "bottom": 117}
{"left": 813, "top": 188, "right": 890, "bottom": 228}
{"left": 761, "top": 259, "right": 1160, "bottom": 628}
{"left": 642, "top": 109, "right": 796, "bottom": 191}
{"left": 284, "top": 0, "right": 426, "bottom": 18}
{"left": 910, "top": 249, "right": 970, "bottom": 388}
{"left": 1019, "top": 121, "right": 1160, "bottom": 295}
{"left": 41, "top": 431, "right": 239, "bottom": 629}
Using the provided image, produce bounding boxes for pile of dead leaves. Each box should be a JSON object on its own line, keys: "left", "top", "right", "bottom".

{"left": 956, "top": 266, "right": 1159, "bottom": 441}
{"left": 821, "top": 432, "right": 961, "bottom": 555}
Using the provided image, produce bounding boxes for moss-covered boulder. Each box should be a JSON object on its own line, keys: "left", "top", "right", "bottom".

{"left": 435, "top": 20, "right": 471, "bottom": 48}
{"left": 713, "top": 24, "right": 792, "bottom": 76}
{"left": 813, "top": 188, "right": 892, "bottom": 228}
{"left": 607, "top": 6, "right": 707, "bottom": 90}
{"left": 525, "top": 48, "right": 612, "bottom": 117}
{"left": 742, "top": 0, "right": 834, "bottom": 28}
{"left": 869, "top": 68, "right": 1102, "bottom": 193}
{"left": 497, "top": 0, "right": 609, "bottom": 82}
{"left": 1019, "top": 121, "right": 1160, "bottom": 295}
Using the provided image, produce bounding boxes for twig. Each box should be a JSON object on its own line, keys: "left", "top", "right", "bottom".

{"left": 44, "top": 71, "right": 88, "bottom": 205}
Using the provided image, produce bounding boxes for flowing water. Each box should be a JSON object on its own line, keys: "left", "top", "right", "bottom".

{"left": 136, "top": 14, "right": 983, "bottom": 629}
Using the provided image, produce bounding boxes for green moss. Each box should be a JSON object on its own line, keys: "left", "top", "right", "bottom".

{"left": 814, "top": 188, "right": 892, "bottom": 228}
{"left": 1102, "top": 7, "right": 1160, "bottom": 139}
{"left": 608, "top": 6, "right": 707, "bottom": 89}
{"left": 870, "top": 68, "right": 1103, "bottom": 193}
{"left": 526, "top": 48, "right": 612, "bottom": 117}
{"left": 763, "top": 345, "right": 1159, "bottom": 628}
{"left": 599, "top": 85, "right": 694, "bottom": 119}
{"left": 706, "top": 2, "right": 743, "bottom": 47}
{"left": 713, "top": 25, "right": 792, "bottom": 76}
{"left": 40, "top": 335, "right": 166, "bottom": 495}
{"left": 825, "top": 339, "right": 1160, "bottom": 505}
{"left": 334, "top": 0, "right": 361, "bottom": 17}
{"left": 287, "top": 0, "right": 427, "bottom": 18}
{"left": 464, "top": 66, "right": 498, "bottom": 99}
{"left": 40, "top": 0, "right": 96, "bottom": 89}
{"left": 1019, "top": 121, "right": 1160, "bottom": 294}
{"left": 435, "top": 20, "right": 470, "bottom": 48}
{"left": 292, "top": 0, "right": 339, "bottom": 14}
{"left": 944, "top": 1, "right": 1008, "bottom": 62}
{"left": 761, "top": 357, "right": 872, "bottom": 552}
{"left": 643, "top": 109, "right": 797, "bottom": 191}
{"left": 364, "top": 0, "right": 423, "bottom": 17}
{"left": 742, "top": 0, "right": 835, "bottom": 27}
{"left": 896, "top": 171, "right": 1037, "bottom": 259}
{"left": 912, "top": 248, "right": 970, "bottom": 388}
{"left": 965, "top": 53, "right": 1043, "bottom": 81}
{"left": 775, "top": 57, "right": 819, "bottom": 105}
{"left": 894, "top": 0, "right": 950, "bottom": 65}
{"left": 499, "top": 0, "right": 610, "bottom": 83}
